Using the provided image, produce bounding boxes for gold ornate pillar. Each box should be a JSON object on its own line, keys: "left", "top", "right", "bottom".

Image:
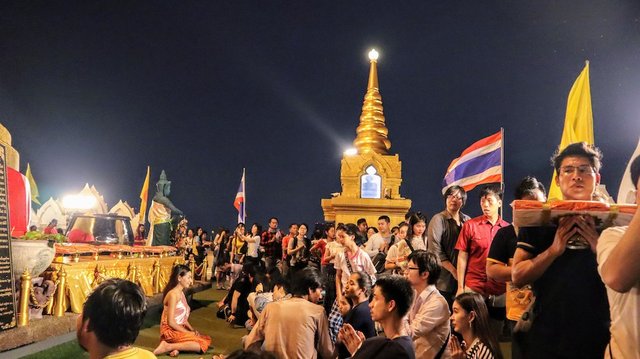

{"left": 17, "top": 269, "right": 31, "bottom": 326}
{"left": 53, "top": 268, "right": 67, "bottom": 317}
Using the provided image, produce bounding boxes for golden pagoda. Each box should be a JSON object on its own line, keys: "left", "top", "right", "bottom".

{"left": 321, "top": 50, "right": 411, "bottom": 226}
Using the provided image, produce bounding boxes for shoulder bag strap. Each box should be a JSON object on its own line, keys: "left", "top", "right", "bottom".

{"left": 345, "top": 252, "right": 354, "bottom": 274}
{"left": 406, "top": 238, "right": 415, "bottom": 253}
{"left": 435, "top": 332, "right": 450, "bottom": 359}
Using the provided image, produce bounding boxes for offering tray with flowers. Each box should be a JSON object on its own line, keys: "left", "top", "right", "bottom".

{"left": 513, "top": 200, "right": 637, "bottom": 228}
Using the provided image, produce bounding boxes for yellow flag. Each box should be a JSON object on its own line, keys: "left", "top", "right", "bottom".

{"left": 25, "top": 163, "right": 41, "bottom": 206}
{"left": 139, "top": 166, "right": 150, "bottom": 223}
{"left": 548, "top": 61, "right": 594, "bottom": 200}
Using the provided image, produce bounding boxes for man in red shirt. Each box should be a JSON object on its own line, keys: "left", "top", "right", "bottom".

{"left": 455, "top": 184, "right": 508, "bottom": 338}
{"left": 455, "top": 184, "right": 508, "bottom": 297}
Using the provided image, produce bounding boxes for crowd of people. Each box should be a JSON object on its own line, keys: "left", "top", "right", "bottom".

{"left": 76, "top": 142, "right": 640, "bottom": 359}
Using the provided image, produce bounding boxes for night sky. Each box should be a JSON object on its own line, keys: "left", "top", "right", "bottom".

{"left": 2, "top": 1, "right": 639, "bottom": 231}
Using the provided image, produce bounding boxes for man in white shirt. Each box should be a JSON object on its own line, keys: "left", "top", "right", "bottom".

{"left": 597, "top": 155, "right": 640, "bottom": 359}
{"left": 363, "top": 215, "right": 393, "bottom": 258}
{"left": 405, "top": 250, "right": 451, "bottom": 359}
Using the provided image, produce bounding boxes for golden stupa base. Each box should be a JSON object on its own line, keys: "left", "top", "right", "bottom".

{"left": 321, "top": 196, "right": 411, "bottom": 227}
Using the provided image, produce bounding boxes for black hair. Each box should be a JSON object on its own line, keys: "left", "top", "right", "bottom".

{"left": 631, "top": 155, "right": 640, "bottom": 189}
{"left": 288, "top": 223, "right": 298, "bottom": 229}
{"left": 268, "top": 217, "right": 279, "bottom": 224}
{"left": 290, "top": 268, "right": 322, "bottom": 296}
{"left": 298, "top": 223, "right": 309, "bottom": 231}
{"left": 29, "top": 225, "right": 37, "bottom": 231}
{"left": 552, "top": 142, "right": 603, "bottom": 173}
{"left": 264, "top": 266, "right": 283, "bottom": 292}
{"left": 479, "top": 184, "right": 503, "bottom": 200}
{"left": 163, "top": 264, "right": 190, "bottom": 299}
{"left": 351, "top": 271, "right": 373, "bottom": 297}
{"left": 323, "top": 222, "right": 335, "bottom": 236}
{"left": 367, "top": 227, "right": 378, "bottom": 234}
{"left": 374, "top": 275, "right": 414, "bottom": 318}
{"left": 407, "top": 250, "right": 441, "bottom": 285}
{"left": 455, "top": 293, "right": 503, "bottom": 359}
{"left": 407, "top": 212, "right": 428, "bottom": 240}
{"left": 378, "top": 215, "right": 391, "bottom": 223}
{"left": 82, "top": 279, "right": 147, "bottom": 348}
{"left": 357, "top": 218, "right": 367, "bottom": 226}
{"left": 242, "top": 262, "right": 258, "bottom": 278}
{"left": 252, "top": 223, "right": 263, "bottom": 235}
{"left": 514, "top": 176, "right": 547, "bottom": 200}
{"left": 443, "top": 185, "right": 468, "bottom": 205}
{"left": 271, "top": 276, "right": 290, "bottom": 294}
{"left": 336, "top": 223, "right": 358, "bottom": 237}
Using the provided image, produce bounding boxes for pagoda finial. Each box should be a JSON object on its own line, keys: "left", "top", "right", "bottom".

{"left": 353, "top": 49, "right": 391, "bottom": 155}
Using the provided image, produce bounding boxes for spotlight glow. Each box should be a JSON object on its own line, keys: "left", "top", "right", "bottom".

{"left": 62, "top": 195, "right": 97, "bottom": 210}
{"left": 344, "top": 148, "right": 358, "bottom": 156}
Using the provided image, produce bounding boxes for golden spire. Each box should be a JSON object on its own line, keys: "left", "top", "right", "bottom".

{"left": 353, "top": 49, "right": 391, "bottom": 155}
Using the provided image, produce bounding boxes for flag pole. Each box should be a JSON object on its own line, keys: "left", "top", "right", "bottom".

{"left": 242, "top": 168, "right": 246, "bottom": 223}
{"left": 500, "top": 127, "right": 505, "bottom": 219}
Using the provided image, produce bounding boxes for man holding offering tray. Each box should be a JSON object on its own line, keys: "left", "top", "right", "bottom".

{"left": 512, "top": 142, "right": 610, "bottom": 359}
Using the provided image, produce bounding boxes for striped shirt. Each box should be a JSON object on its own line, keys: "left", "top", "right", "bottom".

{"left": 466, "top": 338, "right": 495, "bottom": 359}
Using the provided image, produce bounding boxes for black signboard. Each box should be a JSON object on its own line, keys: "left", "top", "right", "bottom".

{"left": 0, "top": 144, "right": 16, "bottom": 330}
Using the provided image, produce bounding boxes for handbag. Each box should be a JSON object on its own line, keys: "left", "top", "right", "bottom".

{"left": 372, "top": 252, "right": 387, "bottom": 273}
{"left": 216, "top": 304, "right": 231, "bottom": 320}
{"left": 514, "top": 296, "right": 536, "bottom": 333}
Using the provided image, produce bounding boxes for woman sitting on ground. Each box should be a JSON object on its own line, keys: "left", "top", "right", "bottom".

{"left": 217, "top": 263, "right": 262, "bottom": 327}
{"left": 337, "top": 271, "right": 376, "bottom": 358}
{"left": 449, "top": 292, "right": 503, "bottom": 359}
{"left": 154, "top": 264, "right": 211, "bottom": 357}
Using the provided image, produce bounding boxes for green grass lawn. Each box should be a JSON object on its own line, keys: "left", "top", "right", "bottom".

{"left": 22, "top": 288, "right": 246, "bottom": 359}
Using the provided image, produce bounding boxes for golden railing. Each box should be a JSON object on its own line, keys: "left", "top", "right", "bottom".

{"left": 16, "top": 249, "right": 207, "bottom": 326}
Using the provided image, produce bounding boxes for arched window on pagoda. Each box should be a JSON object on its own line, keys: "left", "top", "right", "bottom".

{"left": 361, "top": 165, "right": 382, "bottom": 199}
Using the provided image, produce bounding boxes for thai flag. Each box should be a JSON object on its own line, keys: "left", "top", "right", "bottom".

{"left": 234, "top": 169, "right": 246, "bottom": 224}
{"left": 442, "top": 130, "right": 503, "bottom": 193}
